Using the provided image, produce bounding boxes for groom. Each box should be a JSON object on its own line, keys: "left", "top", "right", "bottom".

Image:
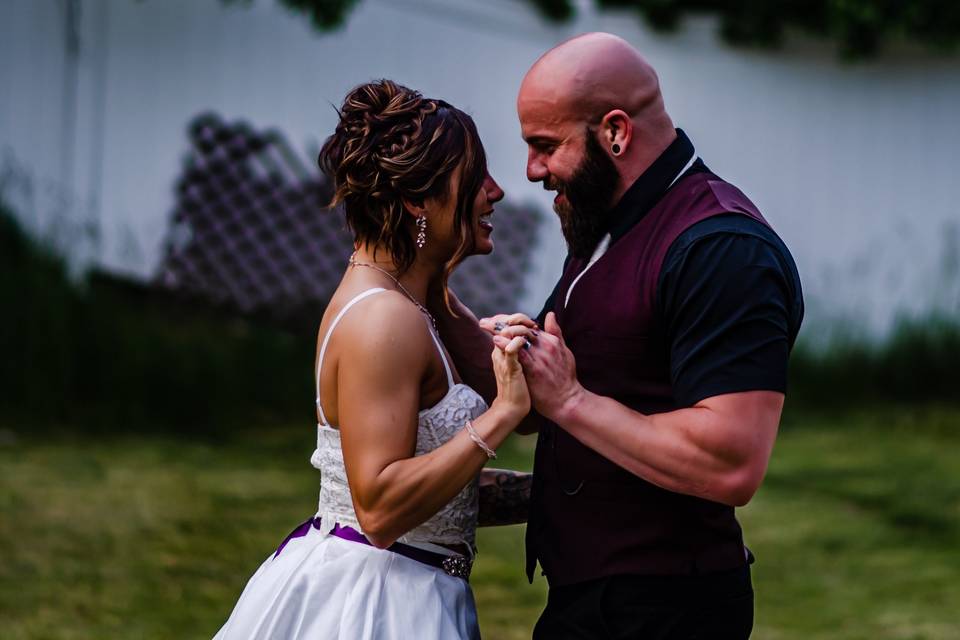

{"left": 435, "top": 33, "right": 803, "bottom": 639}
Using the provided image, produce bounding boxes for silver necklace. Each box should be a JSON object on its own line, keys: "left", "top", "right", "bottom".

{"left": 348, "top": 253, "right": 437, "bottom": 331}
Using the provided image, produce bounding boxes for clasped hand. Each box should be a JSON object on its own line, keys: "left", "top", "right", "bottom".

{"left": 480, "top": 311, "right": 584, "bottom": 423}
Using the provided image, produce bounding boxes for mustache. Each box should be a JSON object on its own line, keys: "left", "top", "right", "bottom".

{"left": 543, "top": 179, "right": 564, "bottom": 193}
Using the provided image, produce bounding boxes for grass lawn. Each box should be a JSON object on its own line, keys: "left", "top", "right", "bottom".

{"left": 1, "top": 407, "right": 957, "bottom": 639}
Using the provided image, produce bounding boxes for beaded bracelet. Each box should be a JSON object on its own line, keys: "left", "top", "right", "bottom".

{"left": 465, "top": 419, "right": 497, "bottom": 459}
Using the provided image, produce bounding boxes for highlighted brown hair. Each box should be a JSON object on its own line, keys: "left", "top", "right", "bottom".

{"left": 318, "top": 80, "right": 487, "bottom": 302}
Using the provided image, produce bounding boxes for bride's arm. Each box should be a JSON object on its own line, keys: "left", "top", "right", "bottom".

{"left": 338, "top": 294, "right": 530, "bottom": 549}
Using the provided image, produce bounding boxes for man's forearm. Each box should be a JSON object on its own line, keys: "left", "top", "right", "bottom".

{"left": 477, "top": 467, "right": 532, "bottom": 526}
{"left": 552, "top": 388, "right": 783, "bottom": 506}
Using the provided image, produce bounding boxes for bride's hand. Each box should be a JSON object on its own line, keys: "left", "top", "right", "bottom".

{"left": 479, "top": 313, "right": 538, "bottom": 337}
{"left": 490, "top": 336, "right": 531, "bottom": 421}
{"left": 481, "top": 313, "right": 540, "bottom": 356}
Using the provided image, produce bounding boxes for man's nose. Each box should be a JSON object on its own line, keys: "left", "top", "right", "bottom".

{"left": 526, "top": 152, "right": 547, "bottom": 183}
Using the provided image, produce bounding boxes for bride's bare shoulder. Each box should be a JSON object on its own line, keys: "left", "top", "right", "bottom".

{"left": 335, "top": 290, "right": 434, "bottom": 376}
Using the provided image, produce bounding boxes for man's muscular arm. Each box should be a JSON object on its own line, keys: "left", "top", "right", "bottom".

{"left": 493, "top": 222, "right": 800, "bottom": 506}
{"left": 555, "top": 386, "right": 781, "bottom": 507}
{"left": 494, "top": 314, "right": 782, "bottom": 507}
{"left": 477, "top": 468, "right": 532, "bottom": 526}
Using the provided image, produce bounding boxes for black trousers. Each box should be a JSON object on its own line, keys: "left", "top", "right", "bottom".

{"left": 532, "top": 566, "right": 754, "bottom": 640}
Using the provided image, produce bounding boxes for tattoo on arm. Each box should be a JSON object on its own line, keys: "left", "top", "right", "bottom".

{"left": 478, "top": 469, "right": 532, "bottom": 527}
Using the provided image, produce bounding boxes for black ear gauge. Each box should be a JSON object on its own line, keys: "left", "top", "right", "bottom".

{"left": 612, "top": 143, "right": 621, "bottom": 155}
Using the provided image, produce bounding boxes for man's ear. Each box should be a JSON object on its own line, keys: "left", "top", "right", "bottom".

{"left": 600, "top": 109, "right": 633, "bottom": 158}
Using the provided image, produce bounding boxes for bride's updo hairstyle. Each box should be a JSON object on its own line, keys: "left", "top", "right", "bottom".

{"left": 319, "top": 80, "right": 488, "bottom": 295}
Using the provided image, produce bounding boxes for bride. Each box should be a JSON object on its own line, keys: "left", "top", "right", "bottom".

{"left": 213, "top": 80, "right": 533, "bottom": 639}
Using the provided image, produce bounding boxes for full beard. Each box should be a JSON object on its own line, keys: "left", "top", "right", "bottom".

{"left": 550, "top": 131, "right": 620, "bottom": 258}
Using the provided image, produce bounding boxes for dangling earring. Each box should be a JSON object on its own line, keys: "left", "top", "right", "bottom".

{"left": 416, "top": 215, "right": 427, "bottom": 248}
{"left": 611, "top": 143, "right": 621, "bottom": 155}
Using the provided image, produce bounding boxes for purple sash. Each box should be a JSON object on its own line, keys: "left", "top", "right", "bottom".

{"left": 272, "top": 516, "right": 472, "bottom": 580}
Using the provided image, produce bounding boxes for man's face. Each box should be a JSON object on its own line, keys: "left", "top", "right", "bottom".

{"left": 520, "top": 104, "right": 620, "bottom": 257}
{"left": 549, "top": 130, "right": 620, "bottom": 257}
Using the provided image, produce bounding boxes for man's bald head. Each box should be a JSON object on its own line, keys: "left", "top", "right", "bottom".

{"left": 518, "top": 33, "right": 678, "bottom": 255}
{"left": 520, "top": 33, "right": 670, "bottom": 128}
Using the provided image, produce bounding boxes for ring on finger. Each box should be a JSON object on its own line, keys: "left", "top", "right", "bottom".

{"left": 523, "top": 339, "right": 533, "bottom": 351}
{"left": 494, "top": 321, "right": 506, "bottom": 332}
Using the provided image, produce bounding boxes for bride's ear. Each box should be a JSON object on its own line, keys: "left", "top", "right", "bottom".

{"left": 402, "top": 198, "right": 428, "bottom": 220}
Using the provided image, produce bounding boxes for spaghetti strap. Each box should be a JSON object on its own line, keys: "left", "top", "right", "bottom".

{"left": 426, "top": 323, "right": 456, "bottom": 390}
{"left": 315, "top": 288, "right": 386, "bottom": 426}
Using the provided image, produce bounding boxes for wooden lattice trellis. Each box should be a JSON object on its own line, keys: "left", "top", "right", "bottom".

{"left": 157, "top": 113, "right": 543, "bottom": 331}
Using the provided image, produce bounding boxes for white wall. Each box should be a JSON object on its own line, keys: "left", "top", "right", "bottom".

{"left": 2, "top": 0, "right": 959, "bottom": 337}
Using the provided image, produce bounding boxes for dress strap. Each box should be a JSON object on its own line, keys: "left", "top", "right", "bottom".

{"left": 426, "top": 322, "right": 456, "bottom": 391}
{"left": 315, "top": 288, "right": 387, "bottom": 427}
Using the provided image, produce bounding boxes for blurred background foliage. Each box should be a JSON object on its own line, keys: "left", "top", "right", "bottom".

{"left": 1, "top": 199, "right": 313, "bottom": 434}
{"left": 233, "top": 0, "right": 960, "bottom": 59}
{"left": 221, "top": 0, "right": 361, "bottom": 30}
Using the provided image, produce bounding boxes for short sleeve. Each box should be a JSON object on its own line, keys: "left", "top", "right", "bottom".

{"left": 658, "top": 215, "right": 803, "bottom": 407}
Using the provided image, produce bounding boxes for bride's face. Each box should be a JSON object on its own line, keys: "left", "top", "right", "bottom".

{"left": 467, "top": 171, "right": 504, "bottom": 256}
{"left": 423, "top": 164, "right": 504, "bottom": 260}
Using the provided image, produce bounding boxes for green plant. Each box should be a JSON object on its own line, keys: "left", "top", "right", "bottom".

{"left": 548, "top": 0, "right": 960, "bottom": 59}
{"left": 219, "top": 0, "right": 960, "bottom": 59}
{"left": 788, "top": 315, "right": 960, "bottom": 409}
{"left": 0, "top": 201, "right": 315, "bottom": 433}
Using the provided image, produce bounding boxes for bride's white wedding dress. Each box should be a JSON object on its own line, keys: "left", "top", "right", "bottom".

{"left": 214, "top": 288, "right": 487, "bottom": 639}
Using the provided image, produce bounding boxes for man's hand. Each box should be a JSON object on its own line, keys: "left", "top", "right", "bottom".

{"left": 493, "top": 312, "right": 585, "bottom": 424}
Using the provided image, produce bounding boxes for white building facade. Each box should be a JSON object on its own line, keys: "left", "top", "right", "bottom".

{"left": 2, "top": 0, "right": 959, "bottom": 339}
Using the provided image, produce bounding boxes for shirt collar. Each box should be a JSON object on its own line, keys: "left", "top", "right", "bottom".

{"left": 605, "top": 128, "right": 697, "bottom": 243}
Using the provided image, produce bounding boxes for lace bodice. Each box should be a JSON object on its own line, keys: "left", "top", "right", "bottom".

{"left": 309, "top": 288, "right": 488, "bottom": 550}
{"left": 310, "top": 384, "right": 487, "bottom": 548}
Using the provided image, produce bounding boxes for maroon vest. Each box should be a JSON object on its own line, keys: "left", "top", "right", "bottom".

{"left": 526, "top": 172, "right": 770, "bottom": 586}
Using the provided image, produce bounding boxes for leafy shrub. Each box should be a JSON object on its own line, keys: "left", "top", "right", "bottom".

{"left": 789, "top": 316, "right": 960, "bottom": 409}
{"left": 0, "top": 201, "right": 315, "bottom": 434}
